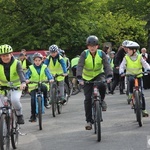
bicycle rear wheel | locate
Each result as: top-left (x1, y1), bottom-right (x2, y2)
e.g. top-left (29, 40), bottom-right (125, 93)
top-left (134, 90), bottom-right (142, 127)
top-left (64, 82), bottom-right (69, 105)
top-left (0, 114), bottom-right (10, 150)
top-left (51, 85), bottom-right (57, 117)
top-left (96, 101), bottom-right (101, 142)
top-left (37, 97), bottom-right (42, 130)
top-left (11, 110), bottom-right (19, 149)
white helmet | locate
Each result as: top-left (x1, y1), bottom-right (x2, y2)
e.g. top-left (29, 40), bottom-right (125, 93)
top-left (125, 41), bottom-right (140, 49)
top-left (122, 40), bottom-right (131, 47)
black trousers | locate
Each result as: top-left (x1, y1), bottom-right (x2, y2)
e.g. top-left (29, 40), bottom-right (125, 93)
top-left (83, 75), bottom-right (106, 122)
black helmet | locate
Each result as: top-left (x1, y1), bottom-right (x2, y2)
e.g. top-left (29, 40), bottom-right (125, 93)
top-left (86, 35), bottom-right (99, 46)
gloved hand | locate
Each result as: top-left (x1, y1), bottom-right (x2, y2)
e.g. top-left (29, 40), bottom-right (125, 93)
top-left (20, 83), bottom-right (26, 90)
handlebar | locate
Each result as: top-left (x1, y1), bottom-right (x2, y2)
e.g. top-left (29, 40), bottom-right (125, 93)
top-left (84, 80), bottom-right (106, 84)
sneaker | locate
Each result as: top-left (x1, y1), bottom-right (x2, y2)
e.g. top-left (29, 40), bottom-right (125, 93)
top-left (29, 115), bottom-right (37, 122)
top-left (44, 102), bottom-right (51, 109)
top-left (17, 115), bottom-right (25, 124)
top-left (85, 122), bottom-right (92, 130)
top-left (101, 100), bottom-right (107, 111)
top-left (59, 97), bottom-right (66, 104)
top-left (142, 110), bottom-right (149, 117)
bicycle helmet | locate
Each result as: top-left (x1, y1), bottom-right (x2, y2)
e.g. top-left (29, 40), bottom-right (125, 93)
top-left (122, 40), bottom-right (130, 47)
top-left (125, 41), bottom-right (140, 49)
top-left (32, 52), bottom-right (43, 60)
top-left (86, 35), bottom-right (99, 46)
top-left (0, 44), bottom-right (13, 55)
top-left (49, 44), bottom-right (59, 53)
top-left (110, 51), bottom-right (115, 54)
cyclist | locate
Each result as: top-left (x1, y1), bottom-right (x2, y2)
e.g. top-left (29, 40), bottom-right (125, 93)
top-left (0, 44), bottom-right (26, 124)
top-left (71, 55), bottom-right (80, 89)
top-left (119, 41), bottom-right (150, 117)
top-left (25, 53), bottom-right (54, 122)
top-left (18, 52), bottom-right (32, 72)
top-left (76, 35), bottom-right (113, 130)
top-left (44, 44), bottom-right (68, 104)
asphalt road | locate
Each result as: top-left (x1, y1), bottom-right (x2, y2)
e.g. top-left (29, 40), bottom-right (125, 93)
top-left (16, 89), bottom-right (150, 150)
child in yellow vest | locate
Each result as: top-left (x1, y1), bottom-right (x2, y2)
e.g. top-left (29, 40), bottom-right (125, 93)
top-left (119, 41), bottom-right (150, 117)
top-left (26, 53), bottom-right (54, 122)
top-left (0, 44), bottom-right (26, 124)
top-left (44, 44), bottom-right (68, 104)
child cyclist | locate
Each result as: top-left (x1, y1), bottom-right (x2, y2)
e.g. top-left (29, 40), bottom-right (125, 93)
top-left (44, 44), bottom-right (68, 104)
top-left (0, 44), bottom-right (26, 124)
top-left (25, 53), bottom-right (54, 122)
top-left (119, 41), bottom-right (150, 117)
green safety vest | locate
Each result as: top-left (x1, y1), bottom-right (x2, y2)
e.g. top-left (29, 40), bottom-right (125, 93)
top-left (110, 59), bottom-right (114, 69)
top-left (48, 55), bottom-right (64, 81)
top-left (20, 59), bottom-right (27, 72)
top-left (125, 54), bottom-right (143, 77)
top-left (82, 50), bottom-right (104, 81)
top-left (28, 64), bottom-right (49, 92)
top-left (71, 57), bottom-right (79, 68)
top-left (0, 59), bottom-right (21, 87)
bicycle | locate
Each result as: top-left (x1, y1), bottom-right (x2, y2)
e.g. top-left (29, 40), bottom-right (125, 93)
top-left (29, 81), bottom-right (50, 130)
top-left (0, 83), bottom-right (20, 150)
top-left (50, 74), bottom-right (68, 117)
top-left (85, 80), bottom-right (105, 142)
top-left (126, 72), bottom-right (147, 127)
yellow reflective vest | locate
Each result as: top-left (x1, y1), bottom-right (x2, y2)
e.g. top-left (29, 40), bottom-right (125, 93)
top-left (125, 54), bottom-right (143, 77)
top-left (82, 50), bottom-right (104, 80)
top-left (28, 64), bottom-right (49, 92)
top-left (0, 59), bottom-right (20, 87)
top-left (47, 55), bottom-right (64, 81)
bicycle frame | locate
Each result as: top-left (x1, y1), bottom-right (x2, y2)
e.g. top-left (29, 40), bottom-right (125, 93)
top-left (35, 83), bottom-right (45, 114)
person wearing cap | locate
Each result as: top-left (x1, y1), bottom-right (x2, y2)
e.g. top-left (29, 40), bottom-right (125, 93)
top-left (0, 44), bottom-right (26, 124)
top-left (110, 40), bottom-right (130, 95)
top-left (19, 52), bottom-right (32, 72)
top-left (21, 49), bottom-right (32, 63)
top-left (25, 52), bottom-right (54, 122)
top-left (44, 44), bottom-right (68, 104)
top-left (119, 41), bottom-right (150, 117)
top-left (76, 35), bottom-right (113, 130)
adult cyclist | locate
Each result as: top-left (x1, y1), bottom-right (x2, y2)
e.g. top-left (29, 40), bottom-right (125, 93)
top-left (76, 35), bottom-right (113, 130)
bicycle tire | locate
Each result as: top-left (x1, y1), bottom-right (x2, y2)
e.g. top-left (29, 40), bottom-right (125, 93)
top-left (93, 104), bottom-right (96, 134)
top-left (51, 85), bottom-right (57, 117)
top-left (0, 114), bottom-right (10, 150)
top-left (134, 90), bottom-right (142, 127)
top-left (37, 96), bottom-right (42, 130)
top-left (64, 83), bottom-right (69, 105)
top-left (96, 101), bottom-right (101, 142)
top-left (68, 79), bottom-right (73, 96)
top-left (57, 99), bottom-right (62, 114)
top-left (11, 110), bottom-right (19, 149)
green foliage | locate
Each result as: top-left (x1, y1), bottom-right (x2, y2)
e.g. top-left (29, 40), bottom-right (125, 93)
top-left (0, 0), bottom-right (149, 56)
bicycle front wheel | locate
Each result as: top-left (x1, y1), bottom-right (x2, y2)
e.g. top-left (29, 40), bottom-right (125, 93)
top-left (96, 101), bottom-right (101, 142)
top-left (0, 114), bottom-right (10, 150)
top-left (11, 110), bottom-right (19, 149)
top-left (37, 97), bottom-right (42, 130)
top-left (134, 90), bottom-right (142, 127)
